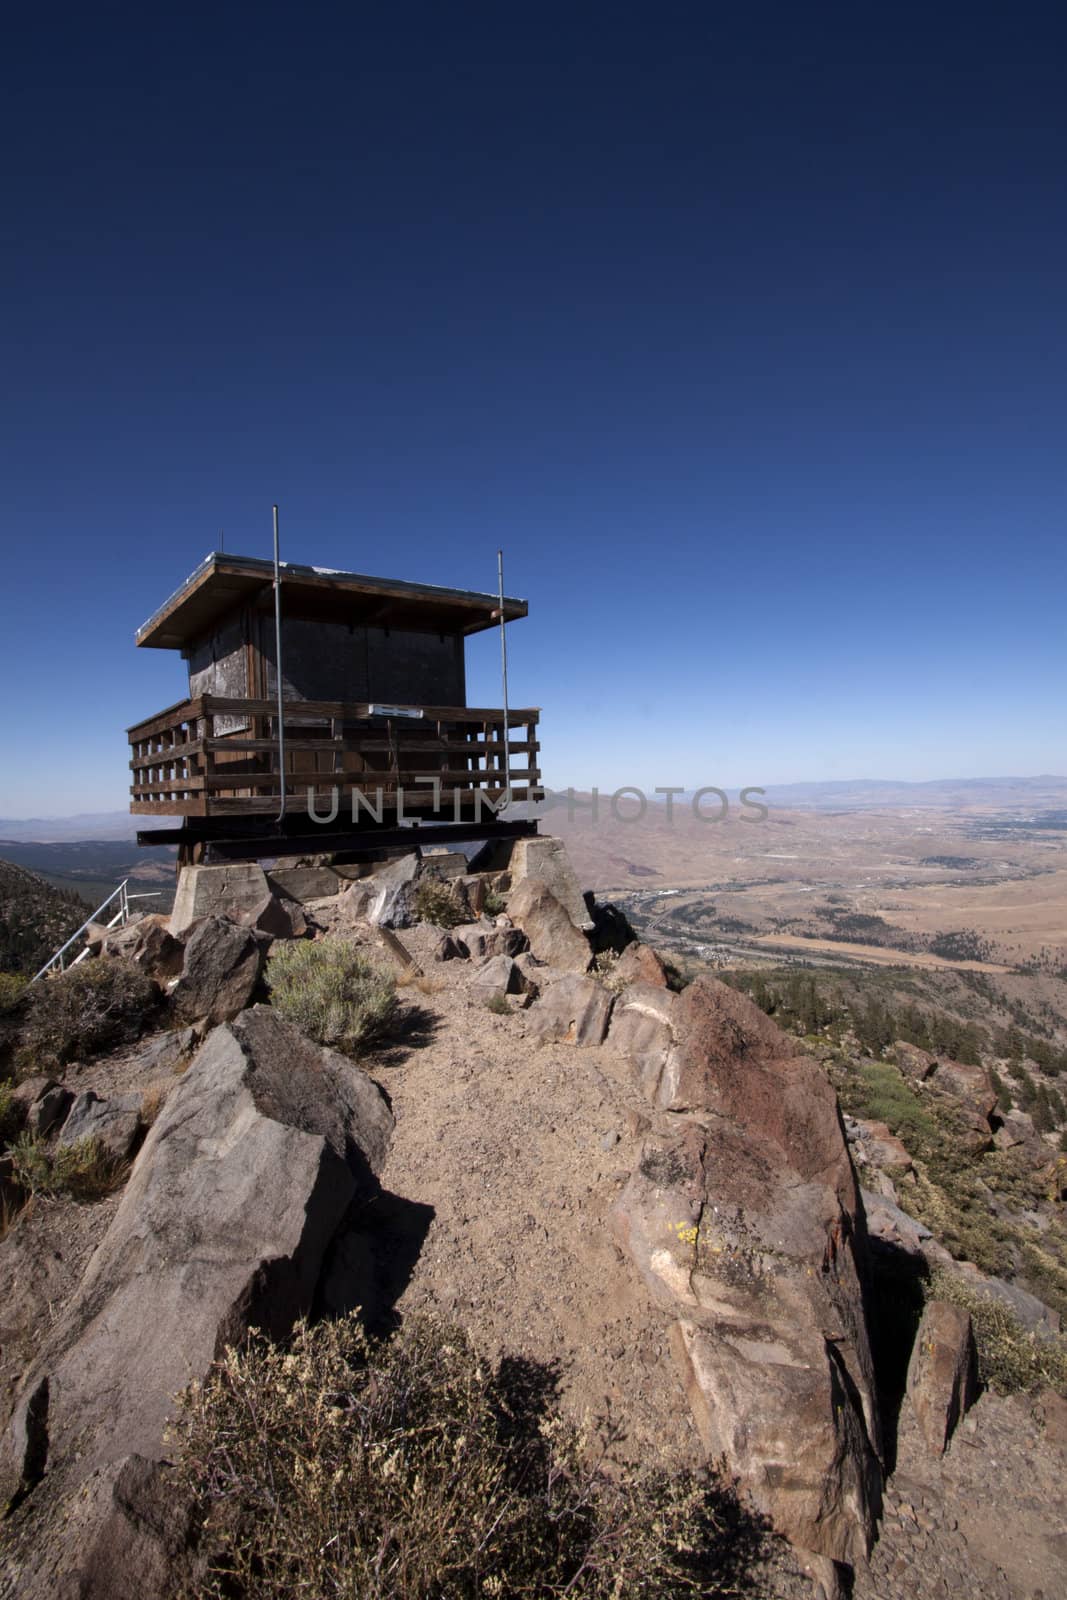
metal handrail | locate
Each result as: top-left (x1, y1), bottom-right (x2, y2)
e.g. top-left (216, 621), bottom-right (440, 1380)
top-left (31, 880), bottom-right (161, 982)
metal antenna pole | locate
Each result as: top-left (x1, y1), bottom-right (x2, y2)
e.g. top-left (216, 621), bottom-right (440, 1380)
top-left (497, 549), bottom-right (511, 806)
top-left (273, 505), bottom-right (287, 822)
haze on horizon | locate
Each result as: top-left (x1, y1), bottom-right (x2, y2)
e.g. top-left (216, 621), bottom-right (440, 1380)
top-left (1, 5), bottom-right (1065, 815)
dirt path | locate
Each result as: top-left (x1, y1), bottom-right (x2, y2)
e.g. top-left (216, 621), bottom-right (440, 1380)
top-left (361, 927), bottom-right (1066, 1599)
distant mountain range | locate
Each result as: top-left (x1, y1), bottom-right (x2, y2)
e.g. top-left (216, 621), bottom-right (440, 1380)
top-left (3, 775), bottom-right (1066, 848)
top-left (760, 775), bottom-right (1067, 811)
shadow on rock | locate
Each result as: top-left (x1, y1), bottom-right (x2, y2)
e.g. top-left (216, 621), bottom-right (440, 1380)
top-left (318, 1187), bottom-right (435, 1333)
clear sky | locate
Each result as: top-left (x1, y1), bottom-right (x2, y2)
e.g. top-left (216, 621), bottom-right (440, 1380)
top-left (1, 2), bottom-right (1065, 815)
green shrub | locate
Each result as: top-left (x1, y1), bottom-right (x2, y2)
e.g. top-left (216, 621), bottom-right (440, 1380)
top-left (0, 972), bottom-right (27, 1015)
top-left (412, 879), bottom-right (465, 929)
top-left (7, 1132), bottom-right (128, 1202)
top-left (927, 1267), bottom-right (1067, 1395)
top-left (15, 959), bottom-right (157, 1073)
top-left (485, 993), bottom-right (511, 1015)
top-left (0, 1080), bottom-right (19, 1146)
top-left (171, 1313), bottom-right (768, 1600)
top-left (268, 941), bottom-right (398, 1056)
top-left (482, 887), bottom-right (507, 917)
top-left (840, 1060), bottom-right (939, 1146)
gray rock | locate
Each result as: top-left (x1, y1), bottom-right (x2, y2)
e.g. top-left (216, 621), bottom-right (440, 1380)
top-left (368, 879), bottom-right (416, 929)
top-left (906, 1300), bottom-right (977, 1455)
top-left (0, 1006), bottom-right (394, 1510)
top-left (169, 863), bottom-right (272, 936)
top-left (607, 983), bottom-right (679, 1101)
top-left (453, 921), bottom-right (528, 961)
top-left (862, 1189), bottom-right (934, 1256)
top-left (27, 1084), bottom-right (74, 1137)
top-left (528, 975), bottom-right (615, 1046)
top-left (126, 1026), bottom-right (202, 1075)
top-left (266, 864), bottom-right (342, 903)
top-left (508, 836), bottom-right (594, 929)
top-left (470, 954), bottom-right (524, 999)
top-left (369, 852), bottom-right (420, 888)
top-left (101, 916), bottom-right (185, 982)
top-left (433, 932), bottom-right (465, 962)
top-left (58, 1091), bottom-right (143, 1162)
top-left (419, 851), bottom-right (468, 881)
top-left (954, 1264), bottom-right (1061, 1335)
top-left (169, 916), bottom-right (267, 1025)
top-left (237, 892), bottom-right (307, 939)
top-left (507, 879), bottom-right (591, 973)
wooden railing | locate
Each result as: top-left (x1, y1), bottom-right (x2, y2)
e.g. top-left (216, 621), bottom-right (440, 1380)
top-left (128, 696), bottom-right (541, 819)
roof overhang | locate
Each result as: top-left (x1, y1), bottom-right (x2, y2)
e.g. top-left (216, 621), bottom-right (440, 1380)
top-left (136, 553), bottom-right (529, 649)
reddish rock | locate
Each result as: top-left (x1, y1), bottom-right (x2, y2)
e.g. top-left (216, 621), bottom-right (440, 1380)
top-left (906, 1299), bottom-right (977, 1455)
top-left (611, 977), bottom-right (882, 1571)
top-left (854, 1118), bottom-right (913, 1173)
top-left (507, 879), bottom-right (591, 973)
top-left (613, 942), bottom-right (669, 988)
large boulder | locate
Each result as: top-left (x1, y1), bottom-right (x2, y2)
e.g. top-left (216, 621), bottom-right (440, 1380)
top-left (469, 954), bottom-right (525, 1001)
top-left (613, 941), bottom-right (669, 988)
top-left (265, 864), bottom-right (341, 903)
top-left (528, 974), bottom-right (614, 1046)
top-left (237, 891), bottom-right (307, 939)
top-left (507, 879), bottom-right (591, 973)
top-left (905, 1299), bottom-right (977, 1455)
top-left (507, 836), bottom-right (593, 929)
top-left (452, 921), bottom-right (528, 962)
top-left (169, 863), bottom-right (272, 937)
top-left (57, 1091), bottom-right (143, 1162)
top-left (611, 976), bottom-right (882, 1574)
top-left (169, 916), bottom-right (266, 1025)
top-left (0, 1007), bottom-right (394, 1515)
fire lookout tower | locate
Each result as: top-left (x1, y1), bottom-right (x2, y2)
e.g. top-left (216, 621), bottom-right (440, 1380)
top-left (128, 549), bottom-right (541, 864)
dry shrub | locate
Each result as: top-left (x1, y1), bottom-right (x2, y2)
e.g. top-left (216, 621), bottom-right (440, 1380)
top-left (0, 972), bottom-right (28, 1015)
top-left (485, 993), bottom-right (511, 1015)
top-left (268, 941), bottom-right (398, 1056)
top-left (172, 1314), bottom-right (766, 1600)
top-left (141, 1081), bottom-right (170, 1125)
top-left (395, 971), bottom-right (445, 997)
top-left (7, 1132), bottom-right (128, 1202)
top-left (412, 879), bottom-right (466, 929)
top-left (0, 1080), bottom-right (18, 1146)
top-left (14, 959), bottom-right (158, 1073)
top-left (927, 1267), bottom-right (1067, 1395)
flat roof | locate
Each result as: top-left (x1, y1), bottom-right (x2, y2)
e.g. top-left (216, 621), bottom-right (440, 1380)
top-left (136, 553), bottom-right (529, 649)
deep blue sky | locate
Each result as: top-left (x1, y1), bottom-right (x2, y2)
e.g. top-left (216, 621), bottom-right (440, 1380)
top-left (2, 2), bottom-right (1065, 814)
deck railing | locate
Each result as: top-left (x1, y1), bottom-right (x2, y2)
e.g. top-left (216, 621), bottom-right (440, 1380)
top-left (128, 696), bottom-right (541, 818)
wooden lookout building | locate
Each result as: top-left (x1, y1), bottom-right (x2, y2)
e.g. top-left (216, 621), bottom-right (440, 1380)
top-left (128, 552), bottom-right (541, 861)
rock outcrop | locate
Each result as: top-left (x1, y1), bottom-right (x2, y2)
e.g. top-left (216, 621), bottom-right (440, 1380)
top-left (57, 1090), bottom-right (143, 1161)
top-left (528, 974), bottom-right (614, 1045)
top-left (507, 879), bottom-right (591, 972)
top-left (905, 1299), bottom-right (977, 1455)
top-left (0, 1006), bottom-right (394, 1515)
top-left (169, 915), bottom-right (266, 1025)
top-left (610, 975), bottom-right (882, 1575)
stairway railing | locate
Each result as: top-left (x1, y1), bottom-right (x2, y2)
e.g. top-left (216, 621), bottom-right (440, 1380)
top-left (31, 880), bottom-right (161, 982)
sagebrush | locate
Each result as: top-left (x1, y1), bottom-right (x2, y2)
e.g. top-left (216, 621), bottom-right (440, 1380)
top-left (412, 879), bottom-right (466, 929)
top-left (927, 1267), bottom-right (1067, 1395)
top-left (268, 941), bottom-right (398, 1055)
top-left (14, 958), bottom-right (157, 1073)
top-left (7, 1132), bottom-right (128, 1202)
top-left (172, 1313), bottom-right (767, 1600)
